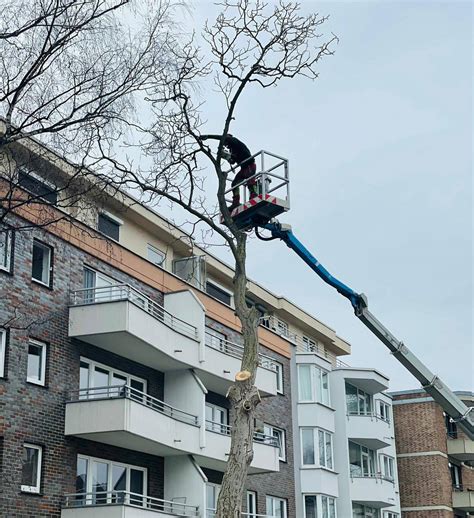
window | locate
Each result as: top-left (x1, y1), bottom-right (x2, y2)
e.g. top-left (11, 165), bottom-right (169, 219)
top-left (79, 358), bottom-right (147, 399)
top-left (304, 495), bottom-right (317, 518)
top-left (352, 504), bottom-right (380, 518)
top-left (0, 329), bottom-right (6, 378)
top-left (380, 455), bottom-right (395, 481)
top-left (321, 495), bottom-right (336, 518)
top-left (21, 444), bottom-right (42, 493)
top-left (297, 364), bottom-right (330, 405)
top-left (266, 495), bottom-right (287, 518)
top-left (147, 244), bottom-right (165, 266)
top-left (301, 428), bottom-right (333, 469)
top-left (27, 339), bottom-right (46, 386)
top-left (346, 383), bottom-right (372, 416)
top-left (274, 362), bottom-right (284, 394)
top-left (206, 483), bottom-right (220, 517)
top-left (264, 424), bottom-right (286, 462)
top-left (173, 255), bottom-right (206, 290)
top-left (206, 402), bottom-right (228, 434)
top-left (349, 441), bottom-right (376, 477)
top-left (76, 454), bottom-right (146, 505)
top-left (32, 240), bottom-right (52, 286)
top-left (205, 326), bottom-right (228, 352)
top-left (18, 169), bottom-right (57, 204)
top-left (450, 462), bottom-right (462, 490)
top-left (0, 227), bottom-right (12, 272)
top-left (378, 401), bottom-right (390, 422)
top-left (82, 267), bottom-right (121, 303)
top-left (302, 335), bottom-right (317, 352)
top-left (384, 513), bottom-right (398, 518)
top-left (206, 280), bottom-right (232, 306)
top-left (98, 213), bottom-right (121, 241)
top-left (247, 491), bottom-right (257, 518)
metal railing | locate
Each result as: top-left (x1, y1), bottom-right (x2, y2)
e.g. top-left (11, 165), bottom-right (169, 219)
top-left (223, 150), bottom-right (289, 206)
top-left (205, 332), bottom-right (279, 373)
top-left (63, 490), bottom-right (199, 516)
top-left (68, 385), bottom-right (199, 426)
top-left (205, 419), bottom-right (279, 448)
top-left (260, 315), bottom-right (350, 368)
top-left (70, 284), bottom-right (198, 340)
top-left (350, 472), bottom-right (395, 484)
top-left (207, 509), bottom-right (272, 517)
top-left (347, 410), bottom-right (391, 423)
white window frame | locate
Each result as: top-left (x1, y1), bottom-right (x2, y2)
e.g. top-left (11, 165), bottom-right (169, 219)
top-left (379, 454), bottom-right (395, 481)
top-left (77, 454), bottom-right (147, 499)
top-left (297, 364), bottom-right (330, 406)
top-left (384, 512), bottom-right (398, 518)
top-left (79, 357), bottom-right (147, 397)
top-left (21, 443), bottom-right (42, 493)
top-left (302, 335), bottom-right (317, 352)
top-left (0, 328), bottom-right (6, 378)
top-left (301, 428), bottom-right (334, 470)
top-left (97, 211), bottom-right (122, 242)
top-left (246, 490), bottom-right (257, 518)
top-left (27, 339), bottom-right (47, 386)
top-left (147, 243), bottom-right (165, 266)
top-left (274, 361), bottom-right (284, 394)
top-left (206, 482), bottom-right (220, 516)
top-left (346, 382), bottom-right (373, 416)
top-left (264, 424), bottom-right (286, 462)
top-left (303, 494), bottom-right (317, 518)
top-left (377, 400), bottom-right (391, 422)
top-left (206, 278), bottom-right (233, 307)
top-left (266, 495), bottom-right (287, 518)
top-left (205, 402), bottom-right (229, 433)
top-left (321, 495), bottom-right (337, 518)
top-left (0, 227), bottom-right (12, 272)
top-left (31, 239), bottom-right (52, 287)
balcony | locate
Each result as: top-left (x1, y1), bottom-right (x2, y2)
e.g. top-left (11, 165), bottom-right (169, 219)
top-left (350, 475), bottom-right (397, 508)
top-left (346, 413), bottom-right (392, 450)
top-left (447, 436), bottom-right (474, 461)
top-left (69, 286), bottom-right (277, 395)
top-left (452, 487), bottom-right (474, 512)
top-left (65, 386), bottom-right (279, 474)
top-left (62, 491), bottom-right (199, 517)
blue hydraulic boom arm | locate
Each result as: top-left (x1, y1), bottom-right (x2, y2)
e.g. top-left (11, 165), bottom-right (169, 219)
top-left (262, 221), bottom-right (474, 440)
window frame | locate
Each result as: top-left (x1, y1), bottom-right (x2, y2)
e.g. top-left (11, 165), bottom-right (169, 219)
top-left (297, 364), bottom-right (330, 406)
top-left (301, 428), bottom-right (334, 470)
top-left (27, 339), bottom-right (47, 386)
top-left (0, 328), bottom-right (6, 378)
top-left (377, 400), bottom-right (391, 422)
top-left (264, 424), bottom-right (286, 462)
top-left (146, 243), bottom-right (165, 266)
top-left (17, 168), bottom-right (58, 204)
top-left (384, 512), bottom-right (398, 518)
top-left (246, 490), bottom-right (257, 518)
top-left (266, 495), bottom-right (287, 518)
top-left (31, 239), bottom-right (53, 287)
top-left (274, 361), bottom-right (284, 394)
top-left (206, 279), bottom-right (233, 307)
top-left (0, 227), bottom-right (13, 273)
top-left (346, 382), bottom-right (373, 416)
top-left (21, 443), bottom-right (43, 494)
top-left (379, 454), bottom-right (395, 481)
top-left (76, 453), bottom-right (147, 499)
top-left (97, 212), bottom-right (122, 242)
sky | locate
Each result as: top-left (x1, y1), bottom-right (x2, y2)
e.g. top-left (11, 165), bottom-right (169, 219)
top-left (181, 1), bottom-right (473, 392)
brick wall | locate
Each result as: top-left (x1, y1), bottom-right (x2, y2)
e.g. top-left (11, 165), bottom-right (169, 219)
top-left (0, 219), bottom-right (166, 517)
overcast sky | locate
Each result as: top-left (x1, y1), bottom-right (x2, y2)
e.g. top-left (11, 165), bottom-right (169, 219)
top-left (185, 1), bottom-right (473, 392)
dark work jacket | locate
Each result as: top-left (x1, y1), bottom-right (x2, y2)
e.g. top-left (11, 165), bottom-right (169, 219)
top-left (224, 136), bottom-right (255, 166)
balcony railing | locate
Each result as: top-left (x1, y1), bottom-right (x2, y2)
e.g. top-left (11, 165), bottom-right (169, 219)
top-left (68, 385), bottom-right (199, 426)
top-left (347, 410), bottom-right (390, 423)
top-left (63, 490), bottom-right (199, 516)
top-left (350, 473), bottom-right (395, 484)
top-left (260, 315), bottom-right (350, 368)
top-left (205, 419), bottom-right (279, 448)
top-left (70, 284), bottom-right (198, 340)
top-left (207, 509), bottom-right (272, 517)
top-left (205, 332), bottom-right (279, 373)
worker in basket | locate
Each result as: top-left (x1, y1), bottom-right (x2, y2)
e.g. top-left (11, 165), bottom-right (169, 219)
top-left (200, 134), bottom-right (258, 212)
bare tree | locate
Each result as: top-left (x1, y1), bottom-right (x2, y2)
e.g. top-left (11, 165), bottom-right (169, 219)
top-left (104, 1), bottom-right (338, 515)
top-left (0, 0), bottom-right (187, 231)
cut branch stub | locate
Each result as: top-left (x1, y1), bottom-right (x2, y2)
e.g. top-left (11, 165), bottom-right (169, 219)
top-left (235, 370), bottom-right (251, 382)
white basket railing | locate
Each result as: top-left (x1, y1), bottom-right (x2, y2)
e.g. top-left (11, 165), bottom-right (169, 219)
top-left (68, 385), bottom-right (199, 426)
top-left (205, 419), bottom-right (279, 448)
top-left (208, 509), bottom-right (273, 517)
top-left (205, 332), bottom-right (279, 373)
top-left (70, 284), bottom-right (198, 340)
top-left (63, 490), bottom-right (200, 516)
top-left (347, 410), bottom-right (390, 423)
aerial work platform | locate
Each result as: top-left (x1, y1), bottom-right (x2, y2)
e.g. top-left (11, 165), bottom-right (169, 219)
top-left (221, 150), bottom-right (290, 231)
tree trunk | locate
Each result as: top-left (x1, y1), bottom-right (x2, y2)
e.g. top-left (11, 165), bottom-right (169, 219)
top-left (215, 234), bottom-right (261, 517)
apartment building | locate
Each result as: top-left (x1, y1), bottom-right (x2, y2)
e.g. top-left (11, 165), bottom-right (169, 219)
top-left (291, 339), bottom-right (401, 518)
top-left (0, 136), bottom-right (356, 518)
top-left (391, 389), bottom-right (474, 518)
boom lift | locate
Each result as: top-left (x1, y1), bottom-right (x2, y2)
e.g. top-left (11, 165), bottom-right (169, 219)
top-left (225, 151), bottom-right (474, 439)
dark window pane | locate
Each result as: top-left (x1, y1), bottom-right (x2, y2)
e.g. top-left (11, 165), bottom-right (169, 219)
top-left (206, 282), bottom-right (231, 306)
top-left (27, 343), bottom-right (43, 382)
top-left (98, 214), bottom-right (120, 241)
top-left (304, 495), bottom-right (317, 518)
top-left (92, 461), bottom-right (108, 504)
top-left (76, 457), bottom-right (88, 494)
top-left (32, 241), bottom-right (50, 284)
top-left (22, 446), bottom-right (39, 487)
top-left (18, 171), bottom-right (58, 204)
top-left (130, 469), bottom-right (144, 505)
